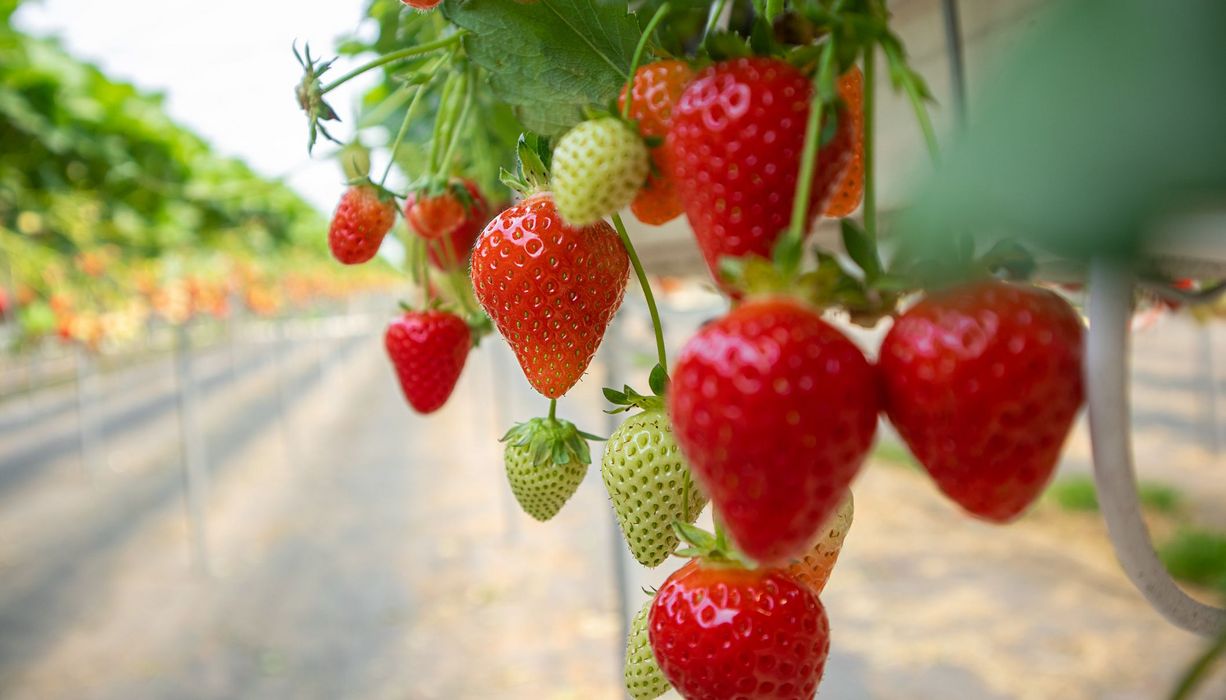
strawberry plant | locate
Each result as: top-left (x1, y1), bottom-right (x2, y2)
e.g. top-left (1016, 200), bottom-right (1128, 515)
top-left (287, 0), bottom-right (1226, 695)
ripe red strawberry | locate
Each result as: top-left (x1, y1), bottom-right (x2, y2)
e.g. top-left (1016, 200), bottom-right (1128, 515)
top-left (879, 280), bottom-right (1085, 521)
top-left (384, 309), bottom-right (472, 414)
top-left (328, 184), bottom-right (397, 265)
top-left (649, 560), bottom-right (830, 700)
top-left (407, 180), bottom-right (491, 270)
top-left (406, 184), bottom-right (466, 240)
top-left (401, 0), bottom-right (442, 9)
top-left (470, 192), bottom-right (629, 398)
top-left (824, 66), bottom-right (864, 218)
top-left (669, 298), bottom-right (879, 565)
top-left (619, 60), bottom-right (695, 226)
top-left (666, 57), bottom-right (853, 284)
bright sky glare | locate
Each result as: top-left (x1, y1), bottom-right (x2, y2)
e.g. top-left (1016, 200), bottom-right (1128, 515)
top-left (14, 0), bottom-right (386, 213)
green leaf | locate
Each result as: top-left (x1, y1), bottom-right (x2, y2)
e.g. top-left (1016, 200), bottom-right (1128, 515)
top-left (603, 386), bottom-right (628, 404)
top-left (840, 219), bottom-right (881, 280)
top-left (443, 0), bottom-right (640, 136)
top-left (648, 363), bottom-right (668, 396)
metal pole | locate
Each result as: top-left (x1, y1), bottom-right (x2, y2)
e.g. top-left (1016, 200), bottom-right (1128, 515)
top-left (74, 345), bottom-right (102, 479)
top-left (1202, 324), bottom-right (1222, 454)
top-left (487, 344), bottom-right (519, 544)
top-left (604, 310), bottom-right (632, 684)
top-left (174, 323), bottom-right (212, 576)
top-left (940, 0), bottom-right (967, 125)
top-left (275, 317), bottom-right (298, 470)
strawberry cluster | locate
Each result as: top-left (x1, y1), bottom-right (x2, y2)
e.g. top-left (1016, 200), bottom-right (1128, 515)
top-left (306, 4), bottom-right (1091, 699)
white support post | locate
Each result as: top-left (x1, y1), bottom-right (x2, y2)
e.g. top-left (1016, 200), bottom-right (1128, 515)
top-left (74, 345), bottom-right (102, 479)
top-left (174, 323), bottom-right (212, 576)
top-left (1087, 259), bottom-right (1226, 636)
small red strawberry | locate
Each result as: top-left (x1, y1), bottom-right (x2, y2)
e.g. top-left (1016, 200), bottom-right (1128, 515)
top-left (470, 191), bottom-right (629, 399)
top-left (405, 183), bottom-right (467, 240)
top-left (667, 57), bottom-right (853, 284)
top-left (328, 183), bottom-right (397, 265)
top-left (649, 558), bottom-right (830, 700)
top-left (407, 180), bottom-right (492, 270)
top-left (384, 309), bottom-right (472, 414)
top-left (669, 297), bottom-right (878, 565)
top-left (619, 59), bottom-right (695, 226)
top-left (401, 0), bottom-right (442, 9)
top-left (879, 280), bottom-right (1085, 521)
top-left (823, 66), bottom-right (864, 218)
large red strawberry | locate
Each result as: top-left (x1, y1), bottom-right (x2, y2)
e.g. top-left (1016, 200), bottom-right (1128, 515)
top-left (619, 60), bottom-right (695, 226)
top-left (406, 180), bottom-right (492, 270)
top-left (666, 57), bottom-right (853, 284)
top-left (879, 280), bottom-right (1085, 521)
top-left (649, 559), bottom-right (830, 700)
top-left (669, 297), bottom-right (879, 565)
top-left (328, 183), bottom-right (397, 265)
top-left (470, 192), bottom-right (629, 399)
top-left (384, 309), bottom-right (471, 414)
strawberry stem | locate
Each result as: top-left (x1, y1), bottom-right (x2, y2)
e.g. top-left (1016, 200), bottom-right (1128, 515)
top-left (437, 65), bottom-right (476, 177)
top-left (904, 77), bottom-right (941, 164)
top-left (378, 56), bottom-right (448, 188)
top-left (703, 0), bottom-right (729, 41)
top-left (784, 39), bottom-right (837, 255)
top-left (622, 3), bottom-right (671, 121)
top-left (548, 398), bottom-right (557, 422)
top-left (612, 212), bottom-right (668, 372)
top-left (765, 0), bottom-right (783, 21)
top-left (862, 45), bottom-right (877, 240)
top-left (321, 34), bottom-right (465, 94)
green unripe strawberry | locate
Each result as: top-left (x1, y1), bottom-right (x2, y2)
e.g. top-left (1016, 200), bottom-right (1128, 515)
top-left (552, 117), bottom-right (649, 226)
top-left (502, 415), bottom-right (599, 522)
top-left (625, 597), bottom-right (671, 700)
top-left (603, 407), bottom-right (707, 567)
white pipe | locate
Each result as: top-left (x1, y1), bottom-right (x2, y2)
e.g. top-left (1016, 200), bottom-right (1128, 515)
top-left (1087, 259), bottom-right (1226, 637)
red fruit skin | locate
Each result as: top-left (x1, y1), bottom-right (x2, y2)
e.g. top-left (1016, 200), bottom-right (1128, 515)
top-left (384, 310), bottom-right (472, 414)
top-left (649, 561), bottom-right (830, 700)
top-left (406, 180), bottom-right (491, 270)
top-left (619, 60), bottom-right (695, 226)
top-left (401, 0), bottom-right (442, 9)
top-left (406, 189), bottom-right (466, 240)
top-left (879, 280), bottom-right (1085, 522)
top-left (328, 185), bottom-right (396, 265)
top-left (470, 192), bottom-right (629, 399)
top-left (823, 66), bottom-right (864, 218)
top-left (666, 57), bottom-right (853, 284)
top-left (669, 298), bottom-right (879, 565)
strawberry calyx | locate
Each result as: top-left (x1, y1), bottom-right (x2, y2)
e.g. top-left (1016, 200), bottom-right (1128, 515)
top-left (499, 132), bottom-right (552, 196)
top-left (293, 42), bottom-right (341, 153)
top-left (499, 416), bottom-right (604, 469)
top-left (603, 363), bottom-right (668, 415)
top-left (672, 521), bottom-right (753, 569)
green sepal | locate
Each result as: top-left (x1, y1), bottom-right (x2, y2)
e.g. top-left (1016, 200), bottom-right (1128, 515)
top-left (671, 521), bottom-right (753, 568)
top-left (498, 415), bottom-right (598, 468)
top-left (648, 364), bottom-right (669, 397)
top-left (603, 382), bottom-right (664, 414)
top-left (840, 218), bottom-right (882, 282)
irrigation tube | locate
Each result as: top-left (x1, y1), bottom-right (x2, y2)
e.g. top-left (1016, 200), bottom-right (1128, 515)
top-left (1087, 259), bottom-right (1226, 637)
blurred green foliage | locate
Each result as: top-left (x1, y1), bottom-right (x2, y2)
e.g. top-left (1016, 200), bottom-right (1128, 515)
top-left (1160, 528), bottom-right (1226, 595)
top-left (0, 6), bottom-right (392, 347)
top-left (1046, 475), bottom-right (1183, 515)
top-left (897, 0), bottom-right (1226, 267)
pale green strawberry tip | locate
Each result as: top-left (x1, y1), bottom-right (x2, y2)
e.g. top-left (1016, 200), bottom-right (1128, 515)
top-left (625, 598), bottom-right (671, 700)
top-left (552, 117), bottom-right (649, 227)
top-left (602, 409), bottom-right (707, 567)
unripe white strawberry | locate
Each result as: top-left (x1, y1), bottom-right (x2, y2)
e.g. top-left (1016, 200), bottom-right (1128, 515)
top-left (602, 408), bottom-right (707, 567)
top-left (552, 117), bottom-right (649, 226)
top-left (625, 597), bottom-right (671, 700)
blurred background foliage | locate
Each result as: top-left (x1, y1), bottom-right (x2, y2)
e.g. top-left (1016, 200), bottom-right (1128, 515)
top-left (0, 0), bottom-right (397, 350)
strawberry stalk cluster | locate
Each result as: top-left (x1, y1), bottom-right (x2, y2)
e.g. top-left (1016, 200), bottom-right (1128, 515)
top-left (297, 2), bottom-right (1093, 698)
